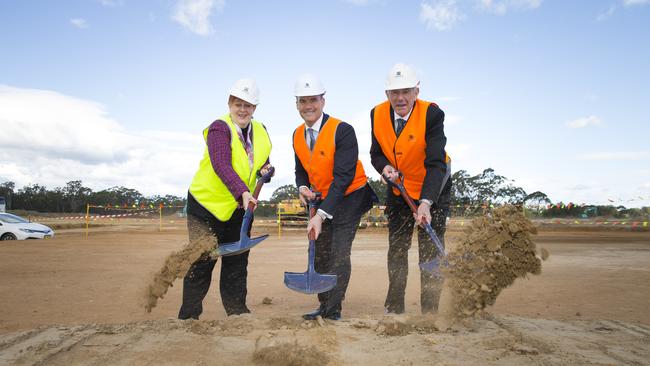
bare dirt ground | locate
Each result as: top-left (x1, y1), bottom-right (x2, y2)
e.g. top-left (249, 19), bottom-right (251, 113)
top-left (1, 219), bottom-right (649, 365)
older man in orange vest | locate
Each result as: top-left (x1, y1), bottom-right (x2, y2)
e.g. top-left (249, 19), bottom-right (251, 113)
top-left (293, 74), bottom-right (375, 321)
top-left (370, 63), bottom-right (452, 315)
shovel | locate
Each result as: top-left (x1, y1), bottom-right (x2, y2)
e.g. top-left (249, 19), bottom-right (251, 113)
top-left (212, 167), bottom-right (275, 257)
top-left (283, 194), bottom-right (338, 294)
top-left (383, 172), bottom-right (446, 275)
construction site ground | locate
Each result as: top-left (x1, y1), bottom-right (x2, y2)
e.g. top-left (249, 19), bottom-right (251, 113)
top-left (0, 219), bottom-right (648, 365)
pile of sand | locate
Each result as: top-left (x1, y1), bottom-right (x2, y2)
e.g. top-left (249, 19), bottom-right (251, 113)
top-left (437, 206), bottom-right (543, 329)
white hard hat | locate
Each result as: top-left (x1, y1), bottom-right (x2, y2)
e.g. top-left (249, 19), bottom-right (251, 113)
top-left (385, 63), bottom-right (419, 91)
top-left (294, 74), bottom-right (326, 97)
top-left (229, 78), bottom-right (260, 105)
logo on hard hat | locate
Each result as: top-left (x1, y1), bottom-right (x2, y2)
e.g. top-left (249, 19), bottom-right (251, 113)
top-left (243, 87), bottom-right (249, 93)
top-left (396, 71), bottom-right (402, 77)
top-left (305, 82), bottom-right (310, 88)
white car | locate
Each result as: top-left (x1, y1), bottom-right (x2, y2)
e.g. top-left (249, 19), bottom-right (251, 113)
top-left (0, 213), bottom-right (54, 240)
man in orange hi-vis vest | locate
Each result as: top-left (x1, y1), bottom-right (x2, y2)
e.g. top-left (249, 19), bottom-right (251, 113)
top-left (292, 74), bottom-right (375, 321)
top-left (370, 63), bottom-right (452, 315)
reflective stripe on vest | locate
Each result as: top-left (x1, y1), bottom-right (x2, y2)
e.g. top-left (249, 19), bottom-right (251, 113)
top-left (293, 116), bottom-right (367, 199)
top-left (373, 99), bottom-right (450, 199)
top-left (189, 115), bottom-right (272, 221)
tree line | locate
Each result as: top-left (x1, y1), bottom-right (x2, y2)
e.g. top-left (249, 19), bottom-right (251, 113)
top-left (0, 180), bottom-right (185, 213)
top-left (2, 168), bottom-right (647, 218)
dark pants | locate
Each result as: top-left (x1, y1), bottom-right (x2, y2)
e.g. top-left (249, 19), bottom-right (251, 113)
top-left (313, 185), bottom-right (373, 314)
top-left (384, 180), bottom-right (451, 314)
top-left (178, 193), bottom-right (251, 319)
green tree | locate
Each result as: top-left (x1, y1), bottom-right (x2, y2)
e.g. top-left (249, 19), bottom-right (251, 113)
top-left (269, 184), bottom-right (299, 203)
top-left (63, 180), bottom-right (92, 212)
top-left (0, 181), bottom-right (15, 210)
top-left (367, 177), bottom-right (386, 204)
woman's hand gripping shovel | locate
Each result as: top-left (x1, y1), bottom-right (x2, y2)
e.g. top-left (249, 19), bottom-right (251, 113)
top-left (211, 166), bottom-right (275, 257)
top-left (283, 193), bottom-right (338, 294)
top-left (383, 172), bottom-right (446, 277)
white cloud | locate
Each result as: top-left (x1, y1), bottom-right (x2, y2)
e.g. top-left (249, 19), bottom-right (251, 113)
top-left (420, 0), bottom-right (464, 31)
top-left (70, 18), bottom-right (88, 29)
top-left (477, 0), bottom-right (542, 15)
top-left (566, 183), bottom-right (595, 191)
top-left (444, 114), bottom-right (462, 125)
top-left (342, 0), bottom-right (370, 5)
top-left (172, 0), bottom-right (225, 36)
top-left (565, 115), bottom-right (601, 129)
top-left (596, 5), bottom-right (616, 21)
top-left (446, 143), bottom-right (471, 162)
top-left (436, 96), bottom-right (461, 103)
top-left (578, 151), bottom-right (650, 161)
top-left (0, 85), bottom-right (202, 197)
top-left (623, 0), bottom-right (650, 6)
top-left (96, 0), bottom-right (123, 6)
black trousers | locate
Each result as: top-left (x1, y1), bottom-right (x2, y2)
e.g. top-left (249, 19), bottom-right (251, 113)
top-left (384, 179), bottom-right (451, 314)
top-left (178, 193), bottom-right (251, 319)
top-left (313, 185), bottom-right (373, 314)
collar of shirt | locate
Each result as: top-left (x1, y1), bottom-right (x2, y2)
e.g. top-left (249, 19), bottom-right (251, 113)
top-left (304, 113), bottom-right (324, 134)
top-left (304, 113), bottom-right (324, 148)
top-left (393, 109), bottom-right (413, 129)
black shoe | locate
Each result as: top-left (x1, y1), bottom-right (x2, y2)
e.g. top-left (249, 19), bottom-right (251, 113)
top-left (302, 306), bottom-right (325, 320)
top-left (323, 309), bottom-right (341, 321)
top-left (227, 307), bottom-right (251, 316)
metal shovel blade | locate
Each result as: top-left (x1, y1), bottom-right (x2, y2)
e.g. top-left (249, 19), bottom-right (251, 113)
top-left (418, 218), bottom-right (447, 275)
top-left (214, 209), bottom-right (268, 257)
top-left (284, 271), bottom-right (337, 294)
top-left (283, 239), bottom-right (337, 294)
top-left (419, 257), bottom-right (443, 279)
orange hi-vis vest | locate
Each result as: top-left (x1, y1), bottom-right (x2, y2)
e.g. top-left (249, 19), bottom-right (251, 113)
top-left (293, 116), bottom-right (368, 199)
top-left (373, 99), bottom-right (450, 199)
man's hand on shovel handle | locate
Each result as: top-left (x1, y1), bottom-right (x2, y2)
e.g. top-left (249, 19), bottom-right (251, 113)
top-left (307, 214), bottom-right (323, 240)
top-left (415, 201), bottom-right (432, 226)
top-left (299, 186), bottom-right (316, 207)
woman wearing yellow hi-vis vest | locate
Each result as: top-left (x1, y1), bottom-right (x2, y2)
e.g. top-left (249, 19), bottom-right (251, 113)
top-left (179, 78), bottom-right (273, 319)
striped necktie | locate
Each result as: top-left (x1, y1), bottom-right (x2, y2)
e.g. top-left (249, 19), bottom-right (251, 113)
top-left (396, 118), bottom-right (406, 137)
top-left (307, 127), bottom-right (316, 151)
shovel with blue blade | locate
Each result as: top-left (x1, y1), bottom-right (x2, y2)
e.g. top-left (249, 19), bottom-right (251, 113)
top-left (383, 172), bottom-right (446, 277)
top-left (212, 167), bottom-right (275, 257)
top-left (284, 194), bottom-right (338, 294)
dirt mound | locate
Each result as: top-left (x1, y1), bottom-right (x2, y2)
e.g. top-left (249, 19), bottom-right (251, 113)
top-left (2, 315), bottom-right (649, 366)
top-left (437, 206), bottom-right (543, 329)
top-left (253, 341), bottom-right (330, 366)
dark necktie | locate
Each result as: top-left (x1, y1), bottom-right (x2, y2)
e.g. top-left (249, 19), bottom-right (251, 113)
top-left (307, 128), bottom-right (316, 151)
top-left (396, 118), bottom-right (406, 137)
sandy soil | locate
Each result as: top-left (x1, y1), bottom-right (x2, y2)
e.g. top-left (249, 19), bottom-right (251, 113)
top-left (1, 219), bottom-right (649, 365)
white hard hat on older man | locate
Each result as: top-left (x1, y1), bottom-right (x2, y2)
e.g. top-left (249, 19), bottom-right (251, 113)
top-left (385, 63), bottom-right (419, 91)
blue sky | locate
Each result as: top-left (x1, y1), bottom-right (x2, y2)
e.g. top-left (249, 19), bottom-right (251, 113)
top-left (1, 0), bottom-right (649, 207)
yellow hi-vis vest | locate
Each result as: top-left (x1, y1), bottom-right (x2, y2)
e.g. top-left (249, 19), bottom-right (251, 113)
top-left (189, 115), bottom-right (272, 221)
